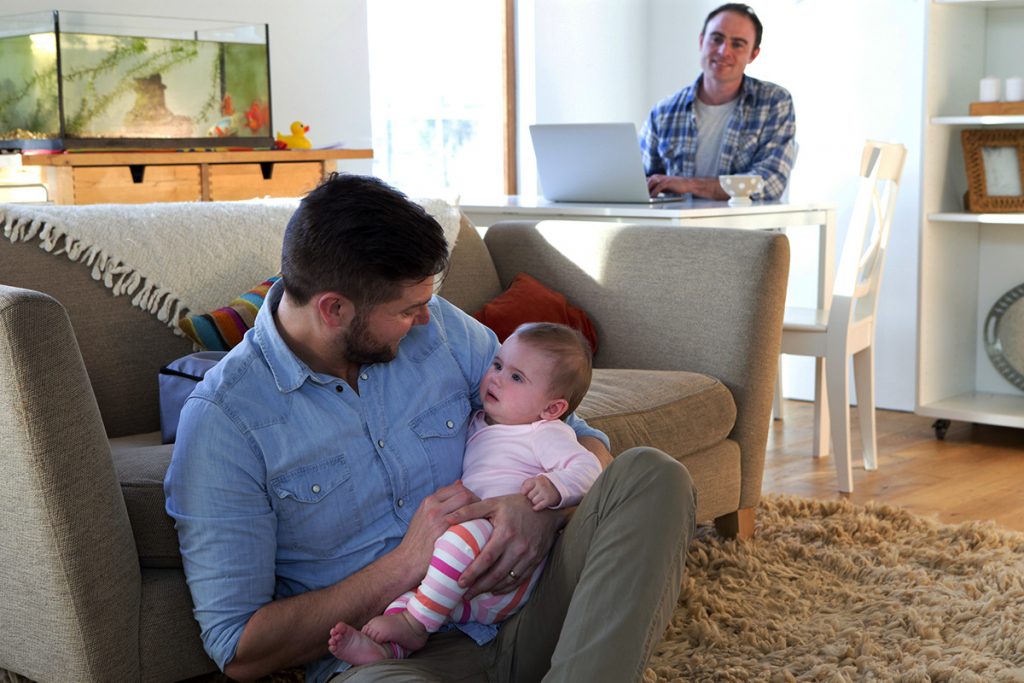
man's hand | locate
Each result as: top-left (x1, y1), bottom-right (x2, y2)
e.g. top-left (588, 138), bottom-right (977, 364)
top-left (225, 480), bottom-right (479, 682)
top-left (647, 174), bottom-right (729, 200)
top-left (521, 475), bottom-right (561, 510)
top-left (395, 480), bottom-right (479, 575)
top-left (445, 493), bottom-right (564, 598)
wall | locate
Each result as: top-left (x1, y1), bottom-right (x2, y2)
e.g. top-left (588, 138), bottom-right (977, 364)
top-left (517, 0), bottom-right (649, 192)
top-left (0, 0), bottom-right (373, 174)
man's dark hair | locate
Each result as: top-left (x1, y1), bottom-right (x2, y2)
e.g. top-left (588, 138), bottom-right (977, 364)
top-left (703, 3), bottom-right (763, 50)
top-left (280, 173), bottom-right (450, 307)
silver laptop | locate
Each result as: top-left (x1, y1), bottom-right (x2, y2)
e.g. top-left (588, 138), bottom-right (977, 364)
top-left (530, 122), bottom-right (682, 203)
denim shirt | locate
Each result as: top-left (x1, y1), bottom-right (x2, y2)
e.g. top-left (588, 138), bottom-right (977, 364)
top-left (640, 74), bottom-right (797, 200)
top-left (164, 281), bottom-right (608, 682)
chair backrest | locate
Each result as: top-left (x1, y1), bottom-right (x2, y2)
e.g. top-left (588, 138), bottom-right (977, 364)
top-left (829, 140), bottom-right (907, 330)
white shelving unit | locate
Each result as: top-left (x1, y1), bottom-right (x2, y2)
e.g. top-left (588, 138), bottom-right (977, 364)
top-left (918, 0), bottom-right (1024, 435)
top-left (931, 115), bottom-right (1024, 125)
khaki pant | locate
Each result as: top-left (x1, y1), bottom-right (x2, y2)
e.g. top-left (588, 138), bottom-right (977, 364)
top-left (334, 447), bottom-right (697, 683)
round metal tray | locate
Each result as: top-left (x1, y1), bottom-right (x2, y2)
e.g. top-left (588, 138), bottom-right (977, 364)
top-left (984, 282), bottom-right (1024, 392)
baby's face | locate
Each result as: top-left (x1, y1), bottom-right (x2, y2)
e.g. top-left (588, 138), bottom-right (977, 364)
top-left (480, 336), bottom-right (559, 426)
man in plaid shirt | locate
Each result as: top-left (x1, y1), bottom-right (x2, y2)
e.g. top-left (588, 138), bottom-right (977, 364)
top-left (641, 3), bottom-right (795, 201)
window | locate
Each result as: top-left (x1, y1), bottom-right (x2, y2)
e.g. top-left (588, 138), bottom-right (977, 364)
top-left (366, 0), bottom-right (514, 197)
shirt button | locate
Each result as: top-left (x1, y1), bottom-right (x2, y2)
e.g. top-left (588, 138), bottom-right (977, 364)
top-left (377, 439), bottom-right (385, 448)
top-left (311, 484), bottom-right (321, 494)
top-left (360, 372), bottom-right (369, 381)
top-left (335, 385), bottom-right (343, 393)
top-left (446, 420), bottom-right (454, 429)
top-left (397, 498), bottom-right (405, 507)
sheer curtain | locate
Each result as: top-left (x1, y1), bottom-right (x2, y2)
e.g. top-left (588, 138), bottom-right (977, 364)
top-left (366, 0), bottom-right (506, 198)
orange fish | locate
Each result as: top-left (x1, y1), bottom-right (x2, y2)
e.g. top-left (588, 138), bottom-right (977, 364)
top-left (222, 94), bottom-right (234, 116)
top-left (245, 101), bottom-right (270, 133)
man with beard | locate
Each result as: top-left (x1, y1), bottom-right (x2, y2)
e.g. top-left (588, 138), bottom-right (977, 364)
top-left (165, 173), bottom-right (696, 683)
top-left (641, 3), bottom-right (796, 201)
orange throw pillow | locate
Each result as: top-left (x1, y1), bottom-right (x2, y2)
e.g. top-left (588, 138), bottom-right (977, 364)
top-left (472, 272), bottom-right (598, 353)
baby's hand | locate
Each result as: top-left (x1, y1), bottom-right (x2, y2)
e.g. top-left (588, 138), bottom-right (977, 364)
top-left (521, 476), bottom-right (561, 510)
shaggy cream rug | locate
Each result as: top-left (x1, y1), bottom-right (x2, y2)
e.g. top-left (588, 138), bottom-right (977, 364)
top-left (4, 495), bottom-right (1021, 682)
top-left (647, 495), bottom-right (1024, 682)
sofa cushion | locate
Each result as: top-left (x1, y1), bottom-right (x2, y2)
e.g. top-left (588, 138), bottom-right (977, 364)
top-left (676, 440), bottom-right (741, 523)
top-left (578, 368), bottom-right (736, 459)
top-left (110, 434), bottom-right (180, 568)
top-left (472, 272), bottom-right (599, 353)
top-left (0, 238), bottom-right (196, 438)
top-left (178, 275), bottom-right (281, 351)
top-left (437, 216), bottom-right (503, 313)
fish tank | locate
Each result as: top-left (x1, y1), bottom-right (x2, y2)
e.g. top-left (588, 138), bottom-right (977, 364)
top-left (0, 10), bottom-right (273, 150)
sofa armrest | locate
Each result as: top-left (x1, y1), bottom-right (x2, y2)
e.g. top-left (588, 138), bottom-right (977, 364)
top-left (0, 285), bottom-right (142, 681)
top-left (482, 220), bottom-right (789, 510)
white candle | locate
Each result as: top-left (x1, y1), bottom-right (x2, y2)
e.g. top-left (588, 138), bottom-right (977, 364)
top-left (1006, 77), bottom-right (1024, 102)
top-left (980, 76), bottom-right (1001, 102)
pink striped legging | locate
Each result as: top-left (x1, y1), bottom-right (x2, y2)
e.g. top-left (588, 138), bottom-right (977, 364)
top-left (383, 518), bottom-right (544, 658)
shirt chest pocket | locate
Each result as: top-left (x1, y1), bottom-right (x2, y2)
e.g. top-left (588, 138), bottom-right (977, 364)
top-left (409, 392), bottom-right (471, 485)
top-left (410, 396), bottom-right (469, 436)
top-left (271, 454), bottom-right (360, 557)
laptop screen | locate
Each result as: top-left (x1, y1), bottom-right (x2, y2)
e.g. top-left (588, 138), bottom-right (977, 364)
top-left (530, 122), bottom-right (677, 203)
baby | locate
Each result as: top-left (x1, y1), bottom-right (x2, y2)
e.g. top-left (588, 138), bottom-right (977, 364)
top-left (328, 321), bottom-right (602, 665)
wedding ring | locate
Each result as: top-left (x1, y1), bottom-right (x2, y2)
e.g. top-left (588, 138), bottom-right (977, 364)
top-left (508, 569), bottom-right (517, 579)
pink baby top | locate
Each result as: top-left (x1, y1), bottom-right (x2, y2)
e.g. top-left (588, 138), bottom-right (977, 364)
top-left (461, 410), bottom-right (602, 509)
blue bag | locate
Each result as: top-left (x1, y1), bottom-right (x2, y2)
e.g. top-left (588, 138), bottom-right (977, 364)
top-left (158, 351), bottom-right (226, 444)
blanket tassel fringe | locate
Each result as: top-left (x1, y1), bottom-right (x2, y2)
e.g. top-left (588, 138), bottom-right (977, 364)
top-left (3, 214), bottom-right (188, 332)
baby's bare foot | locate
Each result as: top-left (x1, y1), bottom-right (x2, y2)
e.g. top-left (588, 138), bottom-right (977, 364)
top-left (328, 622), bottom-right (390, 665)
top-left (362, 612), bottom-right (429, 652)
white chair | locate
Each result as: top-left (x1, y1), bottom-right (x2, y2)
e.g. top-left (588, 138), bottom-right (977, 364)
top-left (773, 140), bottom-right (907, 493)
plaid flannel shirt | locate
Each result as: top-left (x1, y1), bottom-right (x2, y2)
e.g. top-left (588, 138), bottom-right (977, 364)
top-left (640, 74), bottom-right (796, 200)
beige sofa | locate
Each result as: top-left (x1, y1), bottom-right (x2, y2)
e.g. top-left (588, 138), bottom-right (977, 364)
top-left (0, 202), bottom-right (788, 682)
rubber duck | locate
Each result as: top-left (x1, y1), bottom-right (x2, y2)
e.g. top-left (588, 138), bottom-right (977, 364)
top-left (275, 121), bottom-right (312, 149)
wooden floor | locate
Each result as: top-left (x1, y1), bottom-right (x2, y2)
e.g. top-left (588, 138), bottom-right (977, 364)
top-left (764, 400), bottom-right (1024, 532)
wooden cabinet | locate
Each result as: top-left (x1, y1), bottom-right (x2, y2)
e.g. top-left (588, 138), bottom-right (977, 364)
top-left (918, 0), bottom-right (1024, 433)
top-left (207, 162), bottom-right (324, 201)
top-left (71, 165), bottom-right (203, 204)
top-left (18, 149), bottom-right (372, 205)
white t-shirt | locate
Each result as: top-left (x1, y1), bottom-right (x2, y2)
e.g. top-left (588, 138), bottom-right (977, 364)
top-left (694, 96), bottom-right (739, 178)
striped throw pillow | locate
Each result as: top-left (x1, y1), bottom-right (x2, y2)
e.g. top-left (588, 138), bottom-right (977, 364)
top-left (178, 275), bottom-right (281, 351)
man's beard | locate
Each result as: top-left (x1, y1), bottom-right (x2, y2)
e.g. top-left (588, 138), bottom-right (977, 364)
top-left (341, 306), bottom-right (398, 365)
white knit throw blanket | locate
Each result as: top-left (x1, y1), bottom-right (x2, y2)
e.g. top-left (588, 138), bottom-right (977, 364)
top-left (0, 197), bottom-right (462, 331)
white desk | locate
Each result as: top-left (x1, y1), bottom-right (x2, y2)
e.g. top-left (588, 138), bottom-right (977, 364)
top-left (461, 196), bottom-right (836, 310)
